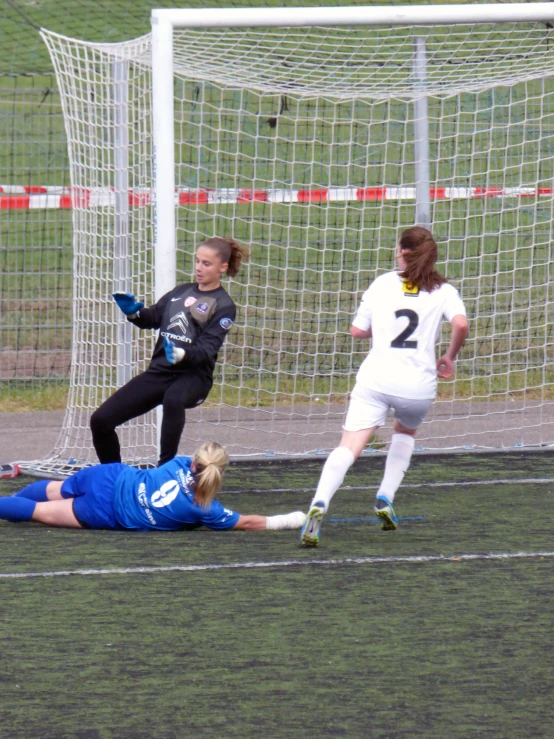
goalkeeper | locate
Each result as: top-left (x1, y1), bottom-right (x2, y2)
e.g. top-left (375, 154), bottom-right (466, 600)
top-left (91, 237), bottom-right (249, 466)
top-left (0, 442), bottom-right (306, 533)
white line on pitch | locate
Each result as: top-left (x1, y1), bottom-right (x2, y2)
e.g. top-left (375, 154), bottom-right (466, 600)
top-left (1, 550), bottom-right (553, 580)
top-left (222, 477), bottom-right (554, 495)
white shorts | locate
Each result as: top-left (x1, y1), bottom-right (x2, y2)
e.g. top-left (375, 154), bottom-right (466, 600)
top-left (343, 384), bottom-right (433, 432)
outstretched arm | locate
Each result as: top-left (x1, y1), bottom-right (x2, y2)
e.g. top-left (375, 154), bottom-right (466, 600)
top-left (233, 515), bottom-right (267, 530)
top-left (122, 289), bottom-right (176, 330)
top-left (233, 511), bottom-right (306, 531)
top-left (437, 314), bottom-right (469, 379)
top-left (112, 292), bottom-right (144, 319)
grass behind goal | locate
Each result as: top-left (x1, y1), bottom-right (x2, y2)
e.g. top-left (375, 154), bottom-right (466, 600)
top-left (4, 191), bottom-right (554, 411)
top-left (4, 24), bottom-right (554, 410)
top-left (1, 451), bottom-right (553, 737)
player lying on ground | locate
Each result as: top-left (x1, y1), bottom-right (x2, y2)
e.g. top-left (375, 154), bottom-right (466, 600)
top-left (301, 226), bottom-right (469, 547)
top-left (0, 442), bottom-right (306, 533)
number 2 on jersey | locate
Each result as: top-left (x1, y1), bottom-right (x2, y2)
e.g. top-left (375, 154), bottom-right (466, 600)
top-left (391, 309), bottom-right (418, 349)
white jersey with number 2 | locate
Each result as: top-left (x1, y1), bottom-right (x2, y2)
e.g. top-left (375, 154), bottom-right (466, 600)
top-left (352, 271), bottom-right (467, 400)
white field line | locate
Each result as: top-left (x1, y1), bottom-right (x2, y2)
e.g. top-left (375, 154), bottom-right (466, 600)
top-left (222, 477), bottom-right (554, 495)
top-left (1, 550), bottom-right (553, 580)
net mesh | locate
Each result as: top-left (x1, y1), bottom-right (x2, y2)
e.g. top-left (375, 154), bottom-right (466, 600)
top-left (169, 24), bottom-right (554, 98)
top-left (36, 31), bottom-right (157, 471)
top-left (0, 81), bottom-right (72, 390)
top-left (30, 17), bottom-right (554, 472)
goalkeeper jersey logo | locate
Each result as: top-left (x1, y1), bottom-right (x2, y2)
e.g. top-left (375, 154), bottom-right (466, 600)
top-left (167, 311), bottom-right (189, 335)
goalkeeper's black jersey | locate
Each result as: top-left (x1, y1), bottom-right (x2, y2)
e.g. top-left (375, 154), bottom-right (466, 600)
top-left (129, 282), bottom-right (236, 377)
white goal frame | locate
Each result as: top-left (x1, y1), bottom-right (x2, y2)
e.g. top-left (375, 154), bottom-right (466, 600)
top-left (151, 2), bottom-right (554, 303)
top-left (28, 4), bottom-right (554, 475)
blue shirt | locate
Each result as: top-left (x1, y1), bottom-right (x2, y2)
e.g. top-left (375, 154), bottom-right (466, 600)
top-left (113, 456), bottom-right (240, 531)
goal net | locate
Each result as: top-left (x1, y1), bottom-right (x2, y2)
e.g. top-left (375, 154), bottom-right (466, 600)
top-left (34, 7), bottom-right (554, 473)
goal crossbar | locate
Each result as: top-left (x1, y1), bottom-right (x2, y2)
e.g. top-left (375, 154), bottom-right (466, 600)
top-left (152, 2), bottom-right (554, 302)
top-left (152, 4), bottom-right (554, 29)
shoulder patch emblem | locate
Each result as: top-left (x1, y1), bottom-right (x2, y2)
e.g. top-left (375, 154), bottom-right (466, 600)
top-left (219, 317), bottom-right (234, 330)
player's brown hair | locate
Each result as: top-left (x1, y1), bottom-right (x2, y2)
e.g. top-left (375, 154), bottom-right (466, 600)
top-left (193, 441), bottom-right (229, 508)
top-left (398, 226), bottom-right (447, 292)
top-left (201, 237), bottom-right (250, 278)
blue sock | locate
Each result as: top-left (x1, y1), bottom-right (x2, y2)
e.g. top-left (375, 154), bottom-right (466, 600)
top-left (0, 497), bottom-right (36, 522)
top-left (14, 480), bottom-right (50, 502)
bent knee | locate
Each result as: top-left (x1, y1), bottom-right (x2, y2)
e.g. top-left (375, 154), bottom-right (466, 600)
top-left (90, 408), bottom-right (114, 432)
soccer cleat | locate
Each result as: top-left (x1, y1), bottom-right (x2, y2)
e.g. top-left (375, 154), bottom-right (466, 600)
top-left (374, 495), bottom-right (398, 531)
top-left (300, 501), bottom-right (325, 547)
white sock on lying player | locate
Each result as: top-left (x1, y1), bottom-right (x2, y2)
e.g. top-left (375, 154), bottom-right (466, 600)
top-left (266, 511), bottom-right (307, 530)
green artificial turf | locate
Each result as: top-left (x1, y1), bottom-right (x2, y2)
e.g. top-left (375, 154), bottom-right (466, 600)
top-left (1, 452), bottom-right (553, 737)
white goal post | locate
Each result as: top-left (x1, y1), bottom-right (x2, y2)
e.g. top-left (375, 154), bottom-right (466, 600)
top-left (31, 4), bottom-right (554, 474)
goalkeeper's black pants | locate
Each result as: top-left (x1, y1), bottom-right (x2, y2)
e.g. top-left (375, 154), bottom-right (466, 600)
top-left (90, 368), bottom-right (212, 466)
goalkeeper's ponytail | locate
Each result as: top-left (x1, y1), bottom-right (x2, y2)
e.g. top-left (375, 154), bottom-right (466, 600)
top-left (192, 441), bottom-right (229, 508)
top-left (398, 226), bottom-right (447, 293)
top-left (201, 237), bottom-right (250, 278)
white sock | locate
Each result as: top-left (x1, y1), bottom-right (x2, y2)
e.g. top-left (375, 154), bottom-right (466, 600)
top-left (376, 433), bottom-right (415, 504)
top-left (311, 446), bottom-right (355, 512)
top-left (266, 511), bottom-right (307, 530)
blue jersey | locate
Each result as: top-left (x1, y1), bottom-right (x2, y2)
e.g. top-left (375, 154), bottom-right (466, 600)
top-left (112, 456), bottom-right (239, 531)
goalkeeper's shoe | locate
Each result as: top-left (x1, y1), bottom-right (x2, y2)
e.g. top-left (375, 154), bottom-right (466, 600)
top-left (300, 501), bottom-right (325, 547)
top-left (374, 495), bottom-right (398, 531)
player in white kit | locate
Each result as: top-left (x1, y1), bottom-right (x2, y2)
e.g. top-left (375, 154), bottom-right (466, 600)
top-left (301, 226), bottom-right (469, 547)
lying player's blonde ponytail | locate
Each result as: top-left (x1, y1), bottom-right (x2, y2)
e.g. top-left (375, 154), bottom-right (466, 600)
top-left (193, 441), bottom-right (230, 507)
top-left (201, 237), bottom-right (250, 278)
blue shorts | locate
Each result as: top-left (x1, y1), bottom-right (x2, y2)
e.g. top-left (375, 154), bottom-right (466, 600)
top-left (61, 463), bottom-right (127, 530)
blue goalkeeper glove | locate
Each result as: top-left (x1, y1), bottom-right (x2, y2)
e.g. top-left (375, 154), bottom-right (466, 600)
top-left (163, 336), bottom-right (186, 365)
top-left (112, 292), bottom-right (144, 317)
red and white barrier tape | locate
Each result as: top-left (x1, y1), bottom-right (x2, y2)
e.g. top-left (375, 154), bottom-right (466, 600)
top-left (0, 185), bottom-right (551, 209)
